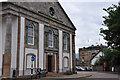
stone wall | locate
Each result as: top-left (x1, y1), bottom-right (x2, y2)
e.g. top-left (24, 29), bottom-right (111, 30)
top-left (93, 66), bottom-right (103, 71)
top-left (93, 65), bottom-right (120, 72)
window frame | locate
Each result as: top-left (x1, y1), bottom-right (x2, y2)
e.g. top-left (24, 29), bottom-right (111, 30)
top-left (26, 54), bottom-right (36, 69)
top-left (27, 23), bottom-right (35, 45)
top-left (81, 57), bottom-right (85, 62)
top-left (63, 35), bottom-right (67, 50)
top-left (48, 30), bottom-right (53, 47)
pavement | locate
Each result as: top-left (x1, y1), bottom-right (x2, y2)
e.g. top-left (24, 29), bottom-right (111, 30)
top-left (1, 71), bottom-right (119, 80)
top-left (40, 71), bottom-right (120, 80)
top-left (40, 71), bottom-right (92, 80)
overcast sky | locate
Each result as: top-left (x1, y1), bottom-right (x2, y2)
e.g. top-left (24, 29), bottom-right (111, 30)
top-left (59, 1), bottom-right (119, 53)
top-left (0, 0), bottom-right (119, 53)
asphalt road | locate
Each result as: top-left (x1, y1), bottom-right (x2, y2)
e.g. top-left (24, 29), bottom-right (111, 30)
top-left (41, 71), bottom-right (120, 80)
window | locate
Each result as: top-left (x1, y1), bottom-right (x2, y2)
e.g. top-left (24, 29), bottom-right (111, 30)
top-left (27, 23), bottom-right (34, 45)
top-left (48, 30), bottom-right (53, 47)
top-left (26, 55), bottom-right (35, 68)
top-left (64, 57), bottom-right (68, 68)
top-left (81, 57), bottom-right (84, 62)
top-left (92, 53), bottom-right (96, 56)
top-left (82, 53), bottom-right (84, 55)
top-left (63, 35), bottom-right (67, 50)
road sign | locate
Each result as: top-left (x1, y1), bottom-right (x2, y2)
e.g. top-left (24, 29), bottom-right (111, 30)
top-left (31, 56), bottom-right (35, 62)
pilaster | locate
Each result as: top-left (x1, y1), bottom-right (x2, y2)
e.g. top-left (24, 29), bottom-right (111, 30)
top-left (39, 24), bottom-right (44, 69)
top-left (59, 30), bottom-right (63, 72)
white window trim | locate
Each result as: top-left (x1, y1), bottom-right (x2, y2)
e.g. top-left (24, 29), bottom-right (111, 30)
top-left (27, 24), bottom-right (34, 45)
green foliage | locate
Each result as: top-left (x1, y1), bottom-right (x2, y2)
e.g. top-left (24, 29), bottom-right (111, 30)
top-left (95, 48), bottom-right (120, 66)
top-left (100, 2), bottom-right (120, 49)
top-left (98, 2), bottom-right (120, 66)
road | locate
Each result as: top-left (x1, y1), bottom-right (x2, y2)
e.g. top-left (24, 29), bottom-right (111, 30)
top-left (78, 71), bottom-right (119, 80)
top-left (41, 71), bottom-right (120, 80)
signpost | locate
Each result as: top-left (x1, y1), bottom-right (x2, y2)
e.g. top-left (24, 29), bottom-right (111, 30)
top-left (31, 56), bottom-right (35, 75)
top-left (31, 56), bottom-right (35, 62)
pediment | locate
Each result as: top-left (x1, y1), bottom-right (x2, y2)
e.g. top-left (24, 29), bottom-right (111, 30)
top-left (12, 2), bottom-right (76, 30)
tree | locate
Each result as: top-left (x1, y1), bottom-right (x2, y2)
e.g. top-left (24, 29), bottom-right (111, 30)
top-left (98, 2), bottom-right (120, 66)
top-left (95, 48), bottom-right (120, 66)
top-left (100, 2), bottom-right (120, 49)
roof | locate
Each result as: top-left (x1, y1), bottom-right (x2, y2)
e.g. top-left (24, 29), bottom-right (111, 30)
top-left (90, 50), bottom-right (103, 62)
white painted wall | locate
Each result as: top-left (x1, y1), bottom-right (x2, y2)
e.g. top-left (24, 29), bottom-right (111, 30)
top-left (0, 15), bottom-right (3, 77)
top-left (39, 24), bottom-right (44, 69)
top-left (63, 53), bottom-right (69, 58)
top-left (0, 16), bottom-right (7, 76)
top-left (2, 17), bottom-right (6, 55)
top-left (59, 30), bottom-right (63, 72)
top-left (70, 34), bottom-right (72, 71)
top-left (19, 17), bottom-right (25, 76)
top-left (10, 16), bottom-right (18, 77)
top-left (91, 51), bottom-right (103, 65)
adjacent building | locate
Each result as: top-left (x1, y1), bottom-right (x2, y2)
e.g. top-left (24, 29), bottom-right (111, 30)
top-left (0, 2), bottom-right (76, 77)
top-left (79, 45), bottom-right (104, 67)
top-left (90, 51), bottom-right (104, 66)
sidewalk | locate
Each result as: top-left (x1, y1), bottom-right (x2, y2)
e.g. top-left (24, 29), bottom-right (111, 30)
top-left (40, 71), bottom-right (92, 79)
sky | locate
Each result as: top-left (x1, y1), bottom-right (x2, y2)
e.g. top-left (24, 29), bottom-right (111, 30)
top-left (59, 1), bottom-right (119, 53)
top-left (0, 0), bottom-right (119, 54)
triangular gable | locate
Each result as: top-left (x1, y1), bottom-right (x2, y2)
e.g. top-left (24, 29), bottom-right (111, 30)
top-left (11, 2), bottom-right (76, 30)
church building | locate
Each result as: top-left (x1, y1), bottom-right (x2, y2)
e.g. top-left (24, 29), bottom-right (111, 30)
top-left (0, 1), bottom-right (76, 77)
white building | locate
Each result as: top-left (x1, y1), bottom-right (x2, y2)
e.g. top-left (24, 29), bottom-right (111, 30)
top-left (0, 2), bottom-right (76, 78)
top-left (91, 51), bottom-right (104, 65)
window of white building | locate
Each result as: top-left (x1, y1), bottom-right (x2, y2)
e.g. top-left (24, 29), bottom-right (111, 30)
top-left (63, 35), bottom-right (67, 50)
top-left (27, 23), bottom-right (34, 45)
top-left (26, 55), bottom-right (35, 68)
top-left (64, 57), bottom-right (68, 68)
top-left (48, 30), bottom-right (53, 47)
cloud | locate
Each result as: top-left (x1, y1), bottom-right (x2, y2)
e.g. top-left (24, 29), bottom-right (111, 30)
top-left (60, 2), bottom-right (118, 53)
top-left (59, 0), bottom-right (119, 2)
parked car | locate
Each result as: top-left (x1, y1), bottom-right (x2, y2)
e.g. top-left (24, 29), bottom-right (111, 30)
top-left (81, 66), bottom-right (87, 71)
top-left (76, 66), bottom-right (85, 71)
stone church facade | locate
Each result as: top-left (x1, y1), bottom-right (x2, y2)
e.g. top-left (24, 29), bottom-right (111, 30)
top-left (0, 2), bottom-right (76, 77)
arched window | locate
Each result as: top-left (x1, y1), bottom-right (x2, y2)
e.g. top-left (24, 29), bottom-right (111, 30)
top-left (63, 35), bottom-right (67, 50)
top-left (26, 54), bottom-right (36, 68)
top-left (64, 57), bottom-right (68, 68)
top-left (27, 23), bottom-right (34, 45)
top-left (48, 30), bottom-right (53, 47)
